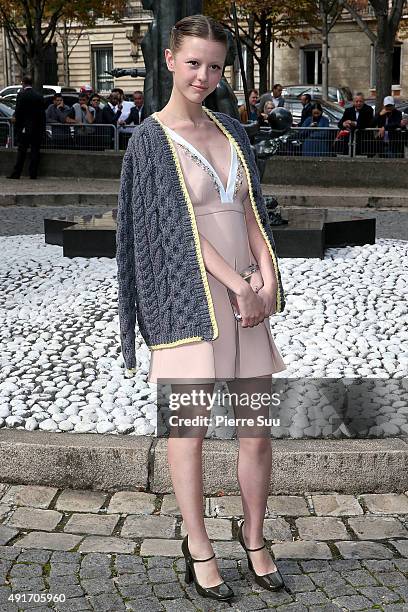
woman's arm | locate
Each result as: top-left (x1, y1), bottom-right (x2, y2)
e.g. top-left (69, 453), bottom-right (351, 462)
top-left (198, 232), bottom-right (248, 297)
top-left (243, 194), bottom-right (277, 291)
top-left (198, 231), bottom-right (267, 327)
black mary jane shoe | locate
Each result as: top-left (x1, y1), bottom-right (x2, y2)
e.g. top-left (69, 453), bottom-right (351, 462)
top-left (182, 535), bottom-right (234, 601)
top-left (238, 520), bottom-right (285, 591)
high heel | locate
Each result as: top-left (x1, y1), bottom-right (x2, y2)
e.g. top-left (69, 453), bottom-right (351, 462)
top-left (181, 534), bottom-right (234, 601)
top-left (238, 520), bottom-right (285, 591)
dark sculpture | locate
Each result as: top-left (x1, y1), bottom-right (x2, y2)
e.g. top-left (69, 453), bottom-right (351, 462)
top-left (201, 30), bottom-right (240, 121)
top-left (140, 0), bottom-right (203, 115)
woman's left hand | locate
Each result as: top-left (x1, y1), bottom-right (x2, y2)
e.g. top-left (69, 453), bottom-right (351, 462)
top-left (257, 284), bottom-right (277, 317)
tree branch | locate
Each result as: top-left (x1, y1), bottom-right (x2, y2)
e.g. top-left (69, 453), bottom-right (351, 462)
top-left (20, 0), bottom-right (33, 39)
top-left (4, 27), bottom-right (26, 69)
top-left (339, 0), bottom-right (377, 43)
top-left (390, 0), bottom-right (406, 34)
top-left (41, 3), bottom-right (65, 42)
top-left (0, 7), bottom-right (28, 47)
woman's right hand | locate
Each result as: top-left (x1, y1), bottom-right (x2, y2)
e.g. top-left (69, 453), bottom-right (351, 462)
top-left (235, 284), bottom-right (266, 327)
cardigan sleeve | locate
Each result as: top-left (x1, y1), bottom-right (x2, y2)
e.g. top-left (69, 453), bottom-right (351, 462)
top-left (116, 139), bottom-right (138, 373)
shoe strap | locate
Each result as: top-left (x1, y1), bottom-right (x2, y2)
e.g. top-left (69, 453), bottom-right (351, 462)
top-left (191, 552), bottom-right (215, 563)
top-left (241, 524), bottom-right (266, 552)
top-left (246, 544), bottom-right (266, 552)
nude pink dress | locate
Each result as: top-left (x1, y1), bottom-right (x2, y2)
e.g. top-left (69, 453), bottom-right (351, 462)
top-left (148, 123), bottom-right (286, 383)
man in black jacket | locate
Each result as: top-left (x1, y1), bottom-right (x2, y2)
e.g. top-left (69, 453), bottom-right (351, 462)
top-left (7, 76), bottom-right (46, 179)
top-left (101, 92), bottom-right (122, 125)
top-left (124, 91), bottom-right (146, 126)
top-left (298, 94), bottom-right (313, 126)
top-left (337, 93), bottom-right (373, 156)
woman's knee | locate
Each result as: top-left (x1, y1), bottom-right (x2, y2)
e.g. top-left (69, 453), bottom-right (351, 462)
top-left (168, 434), bottom-right (206, 453)
top-left (238, 436), bottom-right (271, 454)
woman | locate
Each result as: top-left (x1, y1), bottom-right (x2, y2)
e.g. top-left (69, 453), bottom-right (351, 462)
top-left (299, 101), bottom-right (332, 157)
top-left (258, 99), bottom-right (275, 127)
top-left (116, 14), bottom-right (287, 602)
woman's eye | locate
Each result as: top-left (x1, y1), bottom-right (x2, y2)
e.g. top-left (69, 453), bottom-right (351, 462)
top-left (187, 61), bottom-right (220, 70)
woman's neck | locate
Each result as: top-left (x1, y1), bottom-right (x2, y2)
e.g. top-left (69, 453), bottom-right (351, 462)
top-left (159, 89), bottom-right (208, 127)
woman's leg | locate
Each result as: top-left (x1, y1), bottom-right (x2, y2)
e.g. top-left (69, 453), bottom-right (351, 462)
top-left (167, 381), bottom-right (224, 588)
top-left (227, 375), bottom-right (278, 575)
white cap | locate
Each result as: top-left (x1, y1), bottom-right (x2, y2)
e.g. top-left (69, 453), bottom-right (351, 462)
top-left (383, 95), bottom-right (394, 106)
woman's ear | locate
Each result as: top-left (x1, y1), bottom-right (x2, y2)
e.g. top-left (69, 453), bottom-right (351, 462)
top-left (164, 48), bottom-right (175, 73)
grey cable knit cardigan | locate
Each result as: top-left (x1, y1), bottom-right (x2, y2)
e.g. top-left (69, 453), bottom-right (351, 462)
top-left (116, 106), bottom-right (286, 372)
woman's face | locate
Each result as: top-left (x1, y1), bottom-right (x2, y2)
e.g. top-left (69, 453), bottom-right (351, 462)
top-left (165, 36), bottom-right (226, 102)
top-left (265, 101), bottom-right (273, 113)
top-left (312, 108), bottom-right (322, 119)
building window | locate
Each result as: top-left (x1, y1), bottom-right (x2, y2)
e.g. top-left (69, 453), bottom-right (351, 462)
top-left (233, 46), bottom-right (247, 90)
top-left (92, 46), bottom-right (113, 92)
top-left (301, 47), bottom-right (322, 84)
top-left (392, 44), bottom-right (401, 85)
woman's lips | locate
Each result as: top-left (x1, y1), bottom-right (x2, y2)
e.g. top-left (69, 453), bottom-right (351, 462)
top-left (192, 85), bottom-right (207, 91)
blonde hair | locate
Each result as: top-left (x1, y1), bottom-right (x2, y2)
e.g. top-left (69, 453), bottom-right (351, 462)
top-left (169, 14), bottom-right (228, 56)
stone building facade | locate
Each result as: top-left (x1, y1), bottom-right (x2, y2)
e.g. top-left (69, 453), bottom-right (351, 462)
top-left (272, 13), bottom-right (407, 99)
top-left (0, 3), bottom-right (406, 99)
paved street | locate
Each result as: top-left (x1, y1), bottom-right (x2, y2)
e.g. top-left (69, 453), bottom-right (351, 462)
top-left (0, 484), bottom-right (407, 611)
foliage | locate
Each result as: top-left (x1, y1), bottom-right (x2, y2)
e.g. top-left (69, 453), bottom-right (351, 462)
top-left (0, 0), bottom-right (126, 87)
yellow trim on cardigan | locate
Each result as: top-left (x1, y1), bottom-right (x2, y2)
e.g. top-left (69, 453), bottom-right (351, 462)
top-left (150, 335), bottom-right (203, 350)
top-left (202, 106), bottom-right (282, 314)
top-left (150, 111), bottom-right (219, 347)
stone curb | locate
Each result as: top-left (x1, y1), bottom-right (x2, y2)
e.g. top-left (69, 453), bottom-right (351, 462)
top-left (0, 431), bottom-right (407, 494)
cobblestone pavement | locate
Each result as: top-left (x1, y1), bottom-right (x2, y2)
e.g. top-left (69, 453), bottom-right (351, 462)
top-left (0, 483), bottom-right (407, 611)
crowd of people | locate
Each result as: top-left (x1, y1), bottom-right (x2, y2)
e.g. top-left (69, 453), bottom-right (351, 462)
top-left (5, 75), bottom-right (408, 179)
top-left (44, 86), bottom-right (145, 128)
top-left (240, 85), bottom-right (408, 157)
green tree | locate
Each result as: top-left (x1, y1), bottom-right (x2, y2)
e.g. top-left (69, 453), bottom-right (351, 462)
top-left (340, 0), bottom-right (407, 112)
top-left (0, 0), bottom-right (126, 90)
top-left (205, 0), bottom-right (319, 94)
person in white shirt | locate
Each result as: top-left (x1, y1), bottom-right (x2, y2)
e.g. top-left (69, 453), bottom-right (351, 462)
top-left (112, 87), bottom-right (134, 122)
top-left (119, 91), bottom-right (145, 127)
top-left (257, 84), bottom-right (284, 115)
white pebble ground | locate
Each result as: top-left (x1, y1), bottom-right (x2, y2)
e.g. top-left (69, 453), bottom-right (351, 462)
top-left (1, 235), bottom-right (407, 438)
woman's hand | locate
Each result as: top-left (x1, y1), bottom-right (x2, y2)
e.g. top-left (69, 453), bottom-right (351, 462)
top-left (257, 283), bottom-right (278, 317)
top-left (234, 284), bottom-right (266, 328)
top-left (248, 269), bottom-right (264, 294)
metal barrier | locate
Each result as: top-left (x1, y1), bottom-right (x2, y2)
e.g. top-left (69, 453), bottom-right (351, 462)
top-left (0, 119), bottom-right (13, 148)
top-left (1, 120), bottom-right (407, 159)
top-left (353, 127), bottom-right (408, 158)
top-left (42, 123), bottom-right (117, 151)
top-left (117, 126), bottom-right (137, 150)
top-left (277, 127), bottom-right (345, 158)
